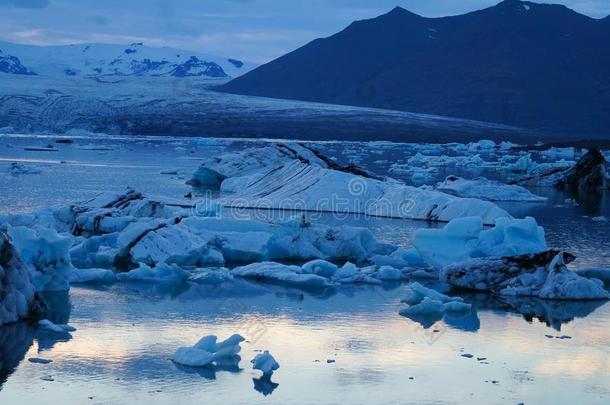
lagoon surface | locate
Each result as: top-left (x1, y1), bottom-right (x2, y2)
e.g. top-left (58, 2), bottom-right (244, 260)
top-left (0, 134), bottom-right (609, 404)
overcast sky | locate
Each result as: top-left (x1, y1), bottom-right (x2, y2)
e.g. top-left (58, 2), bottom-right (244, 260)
top-left (0, 0), bottom-right (608, 63)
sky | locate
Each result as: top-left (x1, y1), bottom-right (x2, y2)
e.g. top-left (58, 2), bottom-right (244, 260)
top-left (0, 0), bottom-right (608, 63)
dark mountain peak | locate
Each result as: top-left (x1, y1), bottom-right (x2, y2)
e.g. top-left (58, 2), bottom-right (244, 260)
top-left (489, 0), bottom-right (589, 19)
top-left (382, 6), bottom-right (422, 19)
top-left (221, 1), bottom-right (610, 136)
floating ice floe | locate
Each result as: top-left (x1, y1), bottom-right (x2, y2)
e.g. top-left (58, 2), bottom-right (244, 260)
top-left (2, 189), bottom-right (387, 282)
top-left (412, 216), bottom-right (547, 269)
top-left (513, 149), bottom-right (606, 190)
top-left (436, 175), bottom-right (547, 202)
top-left (251, 351), bottom-right (279, 376)
top-left (504, 153), bottom-right (536, 173)
top-left (7, 162), bottom-right (42, 175)
top-left (441, 251), bottom-right (609, 300)
top-left (191, 143), bottom-right (509, 225)
top-left (231, 260), bottom-right (399, 287)
top-left (468, 139), bottom-right (496, 151)
top-left (117, 263), bottom-right (189, 283)
top-left (38, 319), bottom-right (76, 334)
top-left (172, 334), bottom-right (245, 367)
top-left (0, 232), bottom-right (45, 326)
top-left (540, 147), bottom-right (576, 160)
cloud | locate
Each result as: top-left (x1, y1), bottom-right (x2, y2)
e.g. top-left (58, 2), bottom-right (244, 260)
top-left (0, 0), bottom-right (49, 8)
top-left (88, 15), bottom-right (110, 26)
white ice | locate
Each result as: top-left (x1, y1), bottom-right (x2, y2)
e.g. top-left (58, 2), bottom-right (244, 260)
top-left (412, 216), bottom-right (547, 269)
top-left (172, 334), bottom-right (245, 367)
top-left (251, 351), bottom-right (280, 376)
top-left (436, 176), bottom-right (547, 202)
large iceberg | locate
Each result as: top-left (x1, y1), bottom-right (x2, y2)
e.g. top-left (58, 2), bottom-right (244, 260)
top-left (3, 190), bottom-right (386, 282)
top-left (441, 251), bottom-right (609, 300)
top-left (0, 233), bottom-right (45, 326)
top-left (412, 216), bottom-right (547, 269)
top-left (7, 226), bottom-right (73, 291)
top-left (191, 144), bottom-right (510, 225)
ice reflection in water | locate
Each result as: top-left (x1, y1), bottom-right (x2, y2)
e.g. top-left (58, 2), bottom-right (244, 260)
top-left (0, 135), bottom-right (609, 403)
top-left (0, 282), bottom-right (608, 403)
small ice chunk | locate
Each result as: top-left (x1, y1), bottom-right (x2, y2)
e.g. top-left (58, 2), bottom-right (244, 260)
top-left (116, 263), bottom-right (189, 284)
top-left (301, 259), bottom-right (338, 278)
top-left (28, 358), bottom-right (53, 364)
top-left (251, 351), bottom-right (280, 376)
top-left (8, 162), bottom-right (42, 175)
top-left (173, 334), bottom-right (245, 367)
top-left (38, 319), bottom-right (76, 334)
top-left (374, 266), bottom-right (403, 281)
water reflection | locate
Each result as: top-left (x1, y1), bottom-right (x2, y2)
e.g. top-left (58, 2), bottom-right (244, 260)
top-left (35, 291), bottom-right (73, 352)
top-left (0, 290), bottom-right (71, 389)
top-left (173, 356), bottom-right (242, 380)
top-left (252, 375), bottom-right (279, 396)
top-left (0, 321), bottom-right (35, 390)
top-left (399, 290), bottom-right (608, 332)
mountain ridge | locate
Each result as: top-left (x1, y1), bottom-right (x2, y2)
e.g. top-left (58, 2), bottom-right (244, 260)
top-left (0, 41), bottom-right (257, 79)
top-left (220, 0), bottom-right (610, 136)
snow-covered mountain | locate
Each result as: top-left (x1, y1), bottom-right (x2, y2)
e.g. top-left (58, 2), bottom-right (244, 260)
top-left (0, 49), bottom-right (35, 75)
top-left (0, 41), bottom-right (256, 79)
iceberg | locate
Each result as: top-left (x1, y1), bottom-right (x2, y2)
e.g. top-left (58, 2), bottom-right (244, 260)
top-left (576, 268), bottom-right (610, 286)
top-left (441, 251), bottom-right (609, 300)
top-left (231, 260), bottom-right (397, 286)
top-left (232, 262), bottom-right (334, 287)
top-left (4, 190), bottom-right (389, 282)
top-left (0, 233), bottom-right (45, 326)
top-left (37, 319), bottom-right (76, 334)
top-left (172, 334), bottom-right (245, 367)
top-left (512, 149), bottom-right (606, 191)
top-left (7, 226), bottom-right (73, 291)
top-left (251, 351), bottom-right (280, 376)
top-left (194, 144), bottom-right (510, 225)
top-left (116, 263), bottom-right (189, 284)
top-left (538, 254), bottom-right (609, 300)
top-left (436, 176), bottom-right (547, 202)
top-left (412, 216), bottom-right (547, 269)
top-left (128, 217), bottom-right (377, 269)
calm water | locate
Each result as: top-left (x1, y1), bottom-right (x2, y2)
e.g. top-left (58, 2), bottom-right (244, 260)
top-left (0, 134), bottom-right (609, 404)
